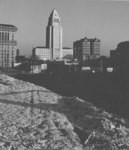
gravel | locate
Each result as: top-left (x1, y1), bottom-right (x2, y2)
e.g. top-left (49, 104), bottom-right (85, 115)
top-left (0, 74), bottom-right (128, 149)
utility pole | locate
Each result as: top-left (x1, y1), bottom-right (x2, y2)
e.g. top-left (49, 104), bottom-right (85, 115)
top-left (30, 91), bottom-right (34, 125)
top-left (37, 90), bottom-right (42, 113)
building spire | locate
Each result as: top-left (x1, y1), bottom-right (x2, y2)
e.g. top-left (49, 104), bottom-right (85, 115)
top-left (48, 9), bottom-right (60, 26)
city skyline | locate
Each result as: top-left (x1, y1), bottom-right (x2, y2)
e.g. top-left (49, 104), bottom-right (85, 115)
top-left (0, 0), bottom-right (129, 56)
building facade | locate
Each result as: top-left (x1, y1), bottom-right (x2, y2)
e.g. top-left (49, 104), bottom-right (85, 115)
top-left (32, 9), bottom-right (73, 61)
top-left (0, 24), bottom-right (17, 68)
top-left (73, 37), bottom-right (100, 62)
top-left (32, 47), bottom-right (50, 60)
top-left (46, 9), bottom-right (63, 60)
top-left (110, 41), bottom-right (129, 71)
top-left (62, 48), bottom-right (73, 60)
top-left (16, 49), bottom-right (20, 57)
top-left (90, 38), bottom-right (100, 59)
top-left (73, 37), bottom-right (90, 61)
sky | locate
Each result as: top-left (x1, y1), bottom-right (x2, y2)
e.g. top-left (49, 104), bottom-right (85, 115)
top-left (0, 0), bottom-right (129, 56)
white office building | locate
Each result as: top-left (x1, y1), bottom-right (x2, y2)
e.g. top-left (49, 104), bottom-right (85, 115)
top-left (32, 47), bottom-right (50, 60)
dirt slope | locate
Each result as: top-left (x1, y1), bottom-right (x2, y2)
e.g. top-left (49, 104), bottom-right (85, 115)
top-left (0, 74), bottom-right (128, 150)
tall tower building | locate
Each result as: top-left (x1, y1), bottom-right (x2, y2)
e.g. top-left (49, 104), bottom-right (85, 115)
top-left (46, 9), bottom-right (63, 60)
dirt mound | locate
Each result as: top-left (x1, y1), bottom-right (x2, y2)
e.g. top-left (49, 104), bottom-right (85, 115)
top-left (0, 74), bottom-right (128, 150)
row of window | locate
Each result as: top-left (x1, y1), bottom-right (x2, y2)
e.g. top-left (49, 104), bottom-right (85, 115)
top-left (1, 57), bottom-right (14, 59)
top-left (1, 51), bottom-right (14, 54)
top-left (0, 48), bottom-right (14, 51)
top-left (1, 56), bottom-right (14, 58)
top-left (1, 63), bottom-right (11, 67)
top-left (0, 49), bottom-right (14, 52)
top-left (0, 32), bottom-right (9, 41)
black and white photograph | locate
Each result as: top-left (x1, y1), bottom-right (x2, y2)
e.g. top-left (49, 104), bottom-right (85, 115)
top-left (0, 0), bottom-right (129, 149)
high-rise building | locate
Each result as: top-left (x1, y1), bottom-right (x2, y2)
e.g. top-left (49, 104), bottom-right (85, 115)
top-left (73, 37), bottom-right (100, 62)
top-left (0, 24), bottom-right (17, 68)
top-left (46, 9), bottom-right (63, 60)
top-left (73, 37), bottom-right (90, 62)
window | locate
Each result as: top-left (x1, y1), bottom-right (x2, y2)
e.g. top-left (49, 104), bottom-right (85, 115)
top-left (12, 34), bottom-right (14, 40)
top-left (7, 53), bottom-right (9, 58)
top-left (2, 32), bottom-right (4, 40)
top-left (54, 18), bottom-right (59, 23)
top-left (4, 33), bottom-right (7, 40)
top-left (8, 33), bottom-right (9, 40)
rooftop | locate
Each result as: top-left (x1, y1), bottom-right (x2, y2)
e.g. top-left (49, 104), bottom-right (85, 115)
top-left (0, 24), bottom-right (17, 28)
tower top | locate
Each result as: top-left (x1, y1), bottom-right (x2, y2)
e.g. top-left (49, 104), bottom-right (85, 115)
top-left (51, 9), bottom-right (59, 18)
top-left (48, 9), bottom-right (61, 25)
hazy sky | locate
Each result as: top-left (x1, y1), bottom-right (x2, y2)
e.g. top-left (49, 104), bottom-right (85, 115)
top-left (0, 0), bottom-right (129, 56)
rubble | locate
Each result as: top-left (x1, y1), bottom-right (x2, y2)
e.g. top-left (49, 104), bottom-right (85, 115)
top-left (0, 74), bottom-right (128, 149)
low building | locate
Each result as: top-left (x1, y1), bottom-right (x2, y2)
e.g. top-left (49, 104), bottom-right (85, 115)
top-left (31, 63), bottom-right (47, 74)
top-left (62, 47), bottom-right (73, 60)
top-left (32, 46), bottom-right (73, 61)
top-left (15, 55), bottom-right (27, 63)
top-left (32, 47), bottom-right (50, 60)
top-left (81, 58), bottom-right (102, 72)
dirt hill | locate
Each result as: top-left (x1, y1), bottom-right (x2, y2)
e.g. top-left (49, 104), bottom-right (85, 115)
top-left (0, 74), bottom-right (129, 150)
